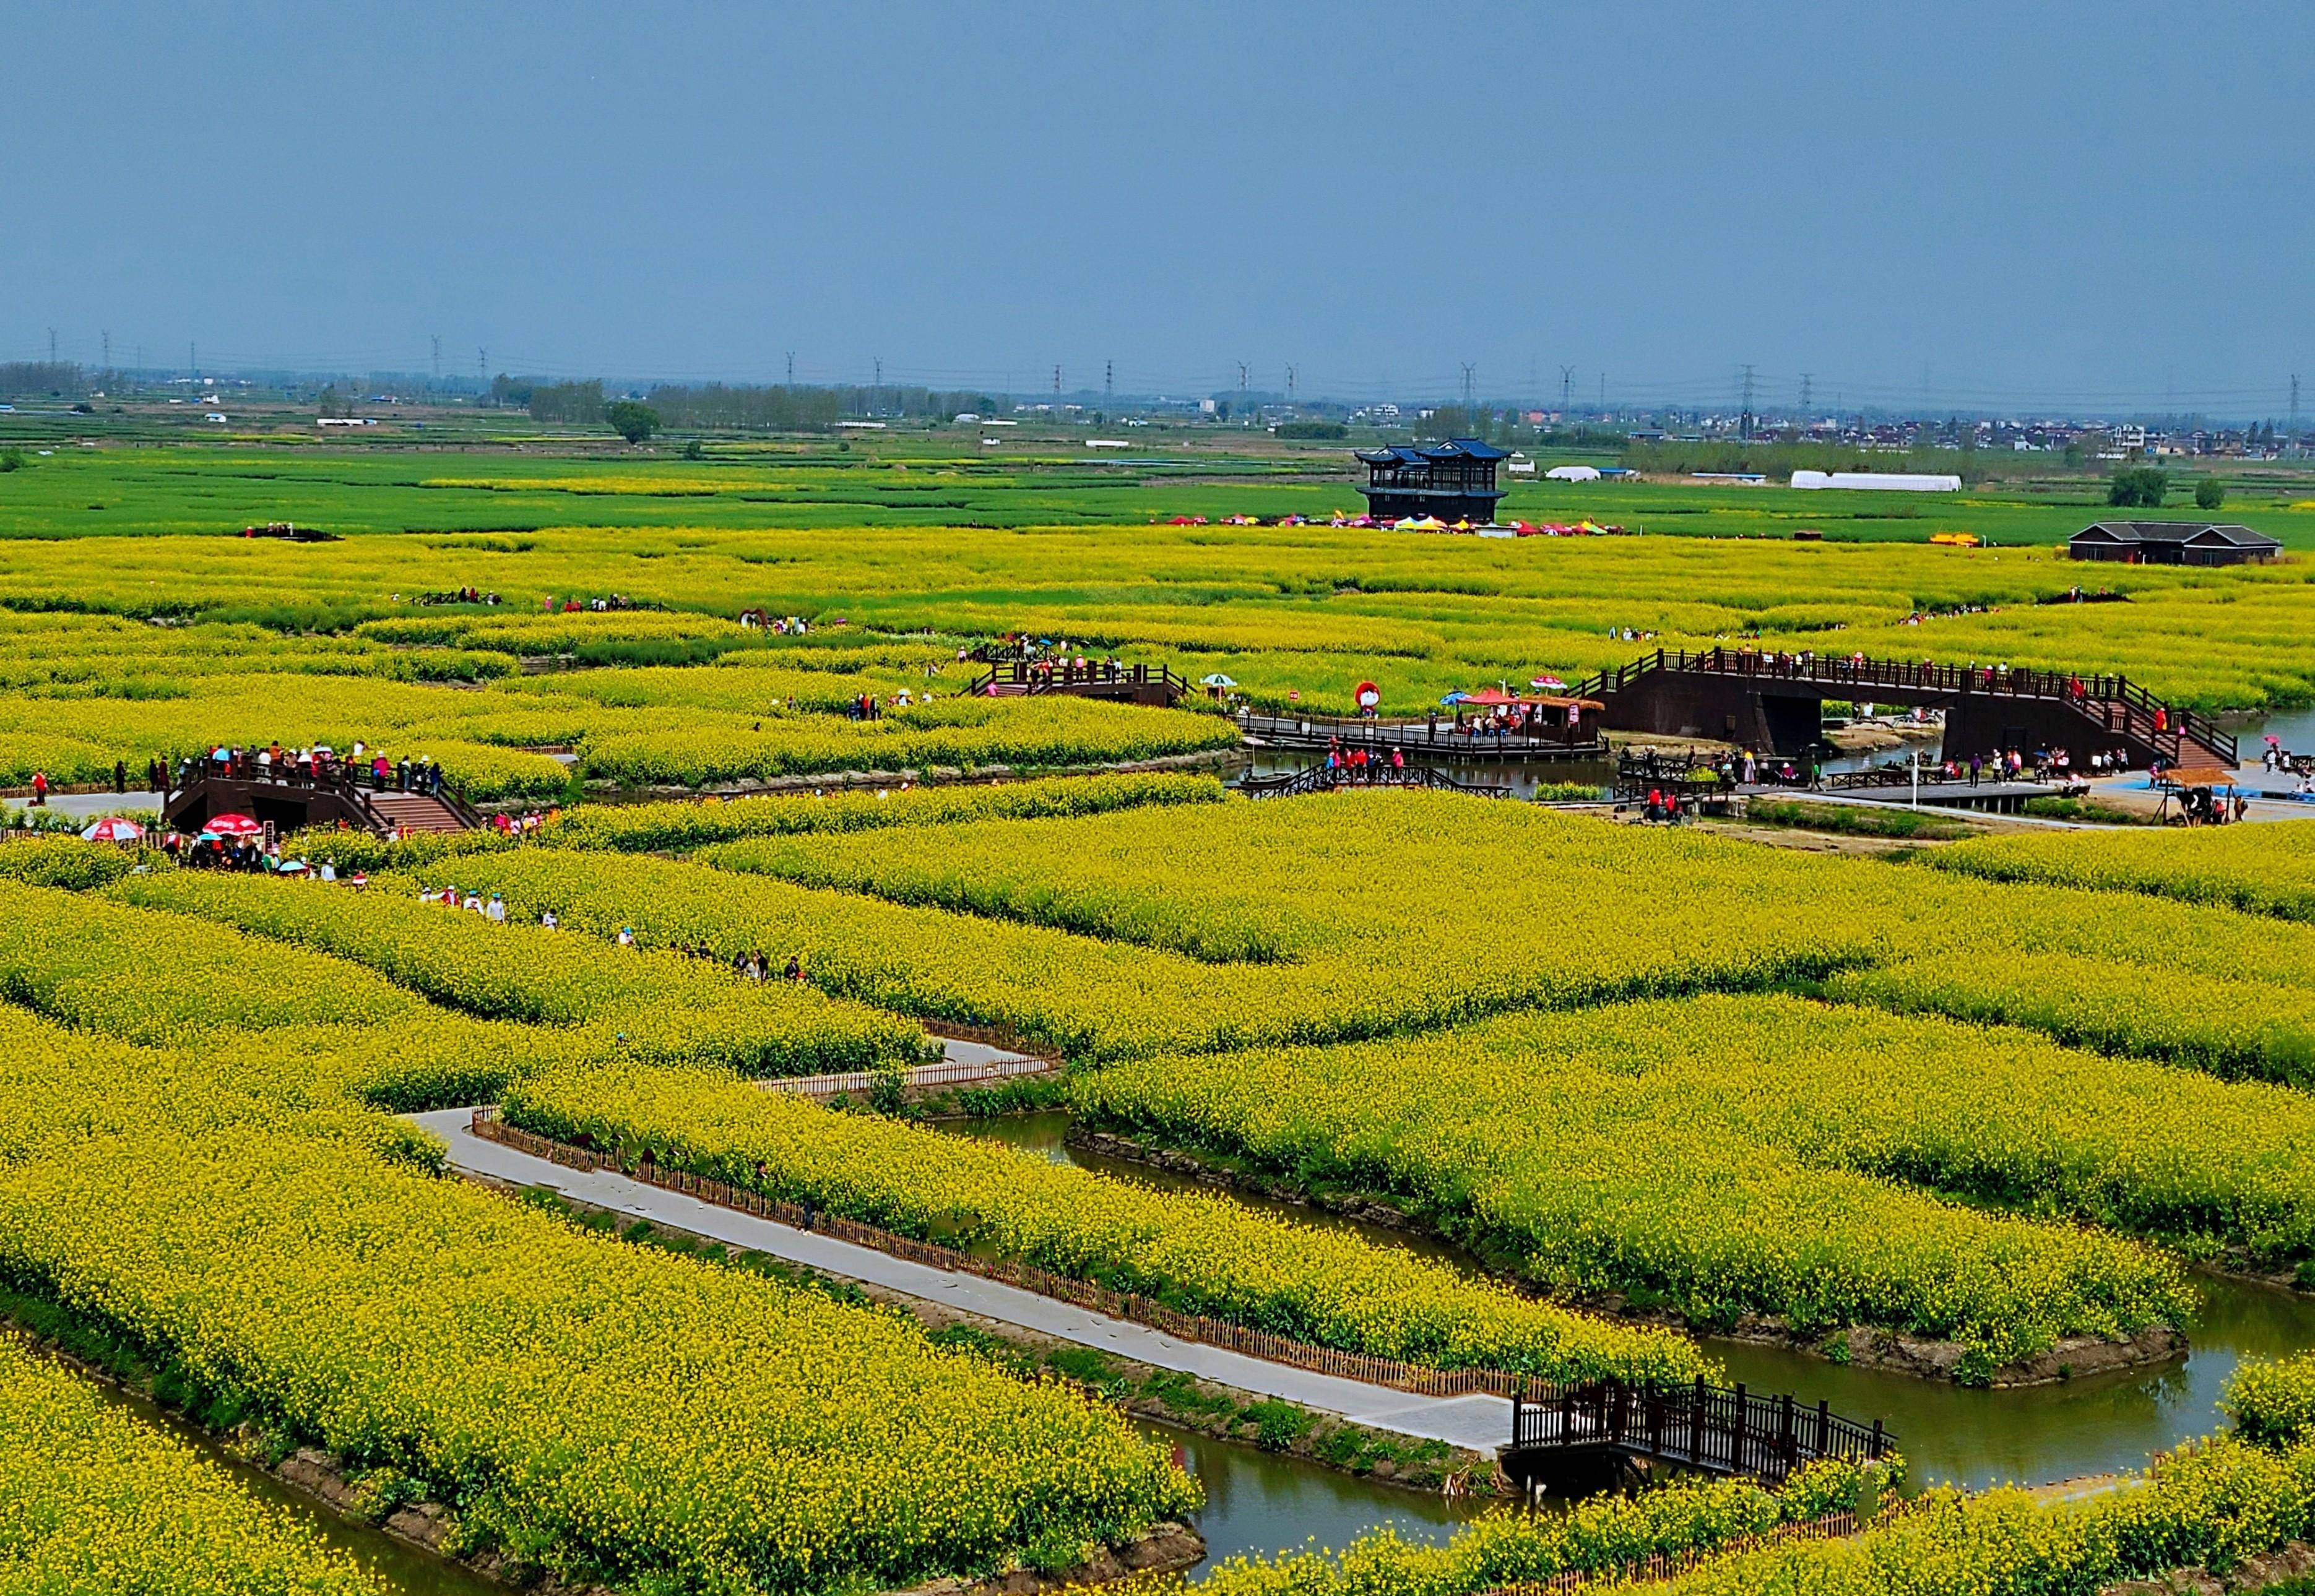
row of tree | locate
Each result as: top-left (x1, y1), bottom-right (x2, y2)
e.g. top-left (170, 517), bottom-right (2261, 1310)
top-left (0, 362), bottom-right (86, 399)
top-left (1616, 438), bottom-right (1997, 483)
top-left (503, 377), bottom-right (1005, 432)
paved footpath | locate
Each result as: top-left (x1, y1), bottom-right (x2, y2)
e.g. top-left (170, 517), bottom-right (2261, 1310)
top-left (410, 1108), bottom-right (1513, 1455)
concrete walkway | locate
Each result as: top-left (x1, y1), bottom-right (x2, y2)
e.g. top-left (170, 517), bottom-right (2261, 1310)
top-left (409, 1108), bottom-right (1513, 1456)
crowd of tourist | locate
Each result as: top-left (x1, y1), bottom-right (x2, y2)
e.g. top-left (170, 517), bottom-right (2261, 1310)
top-left (172, 743), bottom-right (451, 798)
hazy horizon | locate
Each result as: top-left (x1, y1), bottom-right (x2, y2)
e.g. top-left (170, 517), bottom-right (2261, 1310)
top-left (7, 1), bottom-right (2309, 418)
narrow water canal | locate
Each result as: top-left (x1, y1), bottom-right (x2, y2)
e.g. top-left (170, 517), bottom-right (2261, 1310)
top-left (79, 1374), bottom-right (500, 1596)
top-left (943, 1111), bottom-right (2315, 1495)
top-left (1150, 1425), bottom-right (1485, 1572)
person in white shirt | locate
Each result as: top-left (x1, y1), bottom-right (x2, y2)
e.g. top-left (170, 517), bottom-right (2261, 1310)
top-left (539, 909), bottom-right (559, 930)
top-left (485, 893), bottom-right (507, 925)
top-left (617, 925), bottom-right (635, 947)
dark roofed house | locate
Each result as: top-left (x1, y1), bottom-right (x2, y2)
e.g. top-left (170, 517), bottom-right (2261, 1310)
top-left (2068, 521), bottom-right (2282, 567)
top-left (1356, 438), bottom-right (1508, 525)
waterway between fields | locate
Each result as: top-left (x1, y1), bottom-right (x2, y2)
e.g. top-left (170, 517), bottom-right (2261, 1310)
top-left (942, 1111), bottom-right (2315, 1496)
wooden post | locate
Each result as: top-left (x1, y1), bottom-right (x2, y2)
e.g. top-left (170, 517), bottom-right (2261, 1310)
top-left (1779, 1392), bottom-right (1794, 1467)
top-left (1870, 1419), bottom-right (1884, 1460)
top-left (1732, 1384), bottom-right (1747, 1475)
top-left (1817, 1399), bottom-right (1830, 1456)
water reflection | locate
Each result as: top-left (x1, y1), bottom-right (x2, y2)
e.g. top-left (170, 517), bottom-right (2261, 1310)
top-left (1149, 1425), bottom-right (1486, 1574)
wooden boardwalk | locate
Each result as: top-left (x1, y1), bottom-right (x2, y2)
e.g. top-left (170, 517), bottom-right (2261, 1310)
top-left (1240, 710), bottom-right (1605, 763)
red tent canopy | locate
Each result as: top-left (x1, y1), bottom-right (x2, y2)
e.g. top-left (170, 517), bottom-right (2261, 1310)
top-left (1458, 689), bottom-right (1604, 710)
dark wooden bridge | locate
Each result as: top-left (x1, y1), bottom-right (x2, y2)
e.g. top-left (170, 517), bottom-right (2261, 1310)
top-left (1578, 647), bottom-right (2236, 768)
top-left (1239, 710), bottom-right (1606, 762)
top-left (1237, 762), bottom-right (1513, 800)
top-left (163, 764), bottom-right (480, 838)
top-left (1505, 1377), bottom-right (1890, 1491)
top-left (969, 660), bottom-right (1188, 707)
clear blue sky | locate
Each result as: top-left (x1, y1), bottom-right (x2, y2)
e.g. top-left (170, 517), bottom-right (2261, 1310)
top-left (7, 1), bottom-right (2308, 416)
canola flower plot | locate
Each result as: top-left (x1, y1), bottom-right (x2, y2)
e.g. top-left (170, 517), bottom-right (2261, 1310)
top-left (573, 692), bottom-right (1242, 790)
top-left (0, 1334), bottom-right (387, 1596)
top-left (7, 506), bottom-right (2315, 715)
top-left (1923, 821), bottom-right (2315, 924)
top-left (289, 769), bottom-right (1227, 876)
top-left (1075, 995), bottom-right (2213, 1369)
top-left (107, 871), bottom-right (928, 1077)
top-left (0, 1121), bottom-right (1195, 1596)
top-left (701, 793), bottom-right (2315, 1093)
top-left (0, 876), bottom-right (425, 1046)
top-left (500, 1059), bottom-right (1711, 1385)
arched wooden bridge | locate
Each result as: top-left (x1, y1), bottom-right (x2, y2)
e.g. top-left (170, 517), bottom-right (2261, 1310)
top-left (1505, 1377), bottom-right (1891, 1490)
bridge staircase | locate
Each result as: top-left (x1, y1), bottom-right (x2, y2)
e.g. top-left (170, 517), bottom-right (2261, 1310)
top-left (163, 766), bottom-right (483, 839)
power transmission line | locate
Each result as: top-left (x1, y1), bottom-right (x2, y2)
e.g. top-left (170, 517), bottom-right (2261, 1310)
top-left (1559, 365), bottom-right (1574, 414)
top-left (785, 352), bottom-right (795, 386)
top-left (1799, 373), bottom-right (1813, 415)
top-left (1739, 364), bottom-right (1756, 439)
top-left (1460, 362), bottom-right (1476, 414)
top-left (431, 335), bottom-right (440, 383)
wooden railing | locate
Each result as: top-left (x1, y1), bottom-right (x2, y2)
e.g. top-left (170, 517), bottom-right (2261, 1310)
top-left (1510, 1376), bottom-right (1889, 1485)
top-left (968, 660), bottom-right (1188, 699)
top-left (1239, 710), bottom-right (1603, 757)
top-left (469, 1107), bottom-right (1533, 1402)
top-left (165, 761), bottom-right (483, 833)
top-left (1239, 762), bottom-right (1513, 800)
top-left (1577, 647), bottom-right (2235, 766)
top-left (756, 1053), bottom-right (1056, 1100)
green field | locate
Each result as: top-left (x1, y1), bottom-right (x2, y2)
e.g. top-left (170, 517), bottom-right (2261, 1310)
top-left (6, 432), bottom-right (2313, 545)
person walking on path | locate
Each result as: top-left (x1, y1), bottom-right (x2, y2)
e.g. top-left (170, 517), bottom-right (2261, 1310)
top-left (28, 771), bottom-right (47, 808)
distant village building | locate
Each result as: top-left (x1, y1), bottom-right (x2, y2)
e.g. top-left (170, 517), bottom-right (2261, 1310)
top-left (1354, 438), bottom-right (1508, 523)
top-left (1791, 470), bottom-right (1960, 492)
top-left (2067, 520), bottom-right (2281, 566)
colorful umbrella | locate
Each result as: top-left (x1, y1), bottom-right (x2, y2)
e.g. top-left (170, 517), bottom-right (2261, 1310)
top-left (1199, 673), bottom-right (1237, 688)
top-left (1531, 675), bottom-right (1567, 691)
top-left (80, 816), bottom-right (145, 843)
top-left (205, 813), bottom-right (265, 836)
